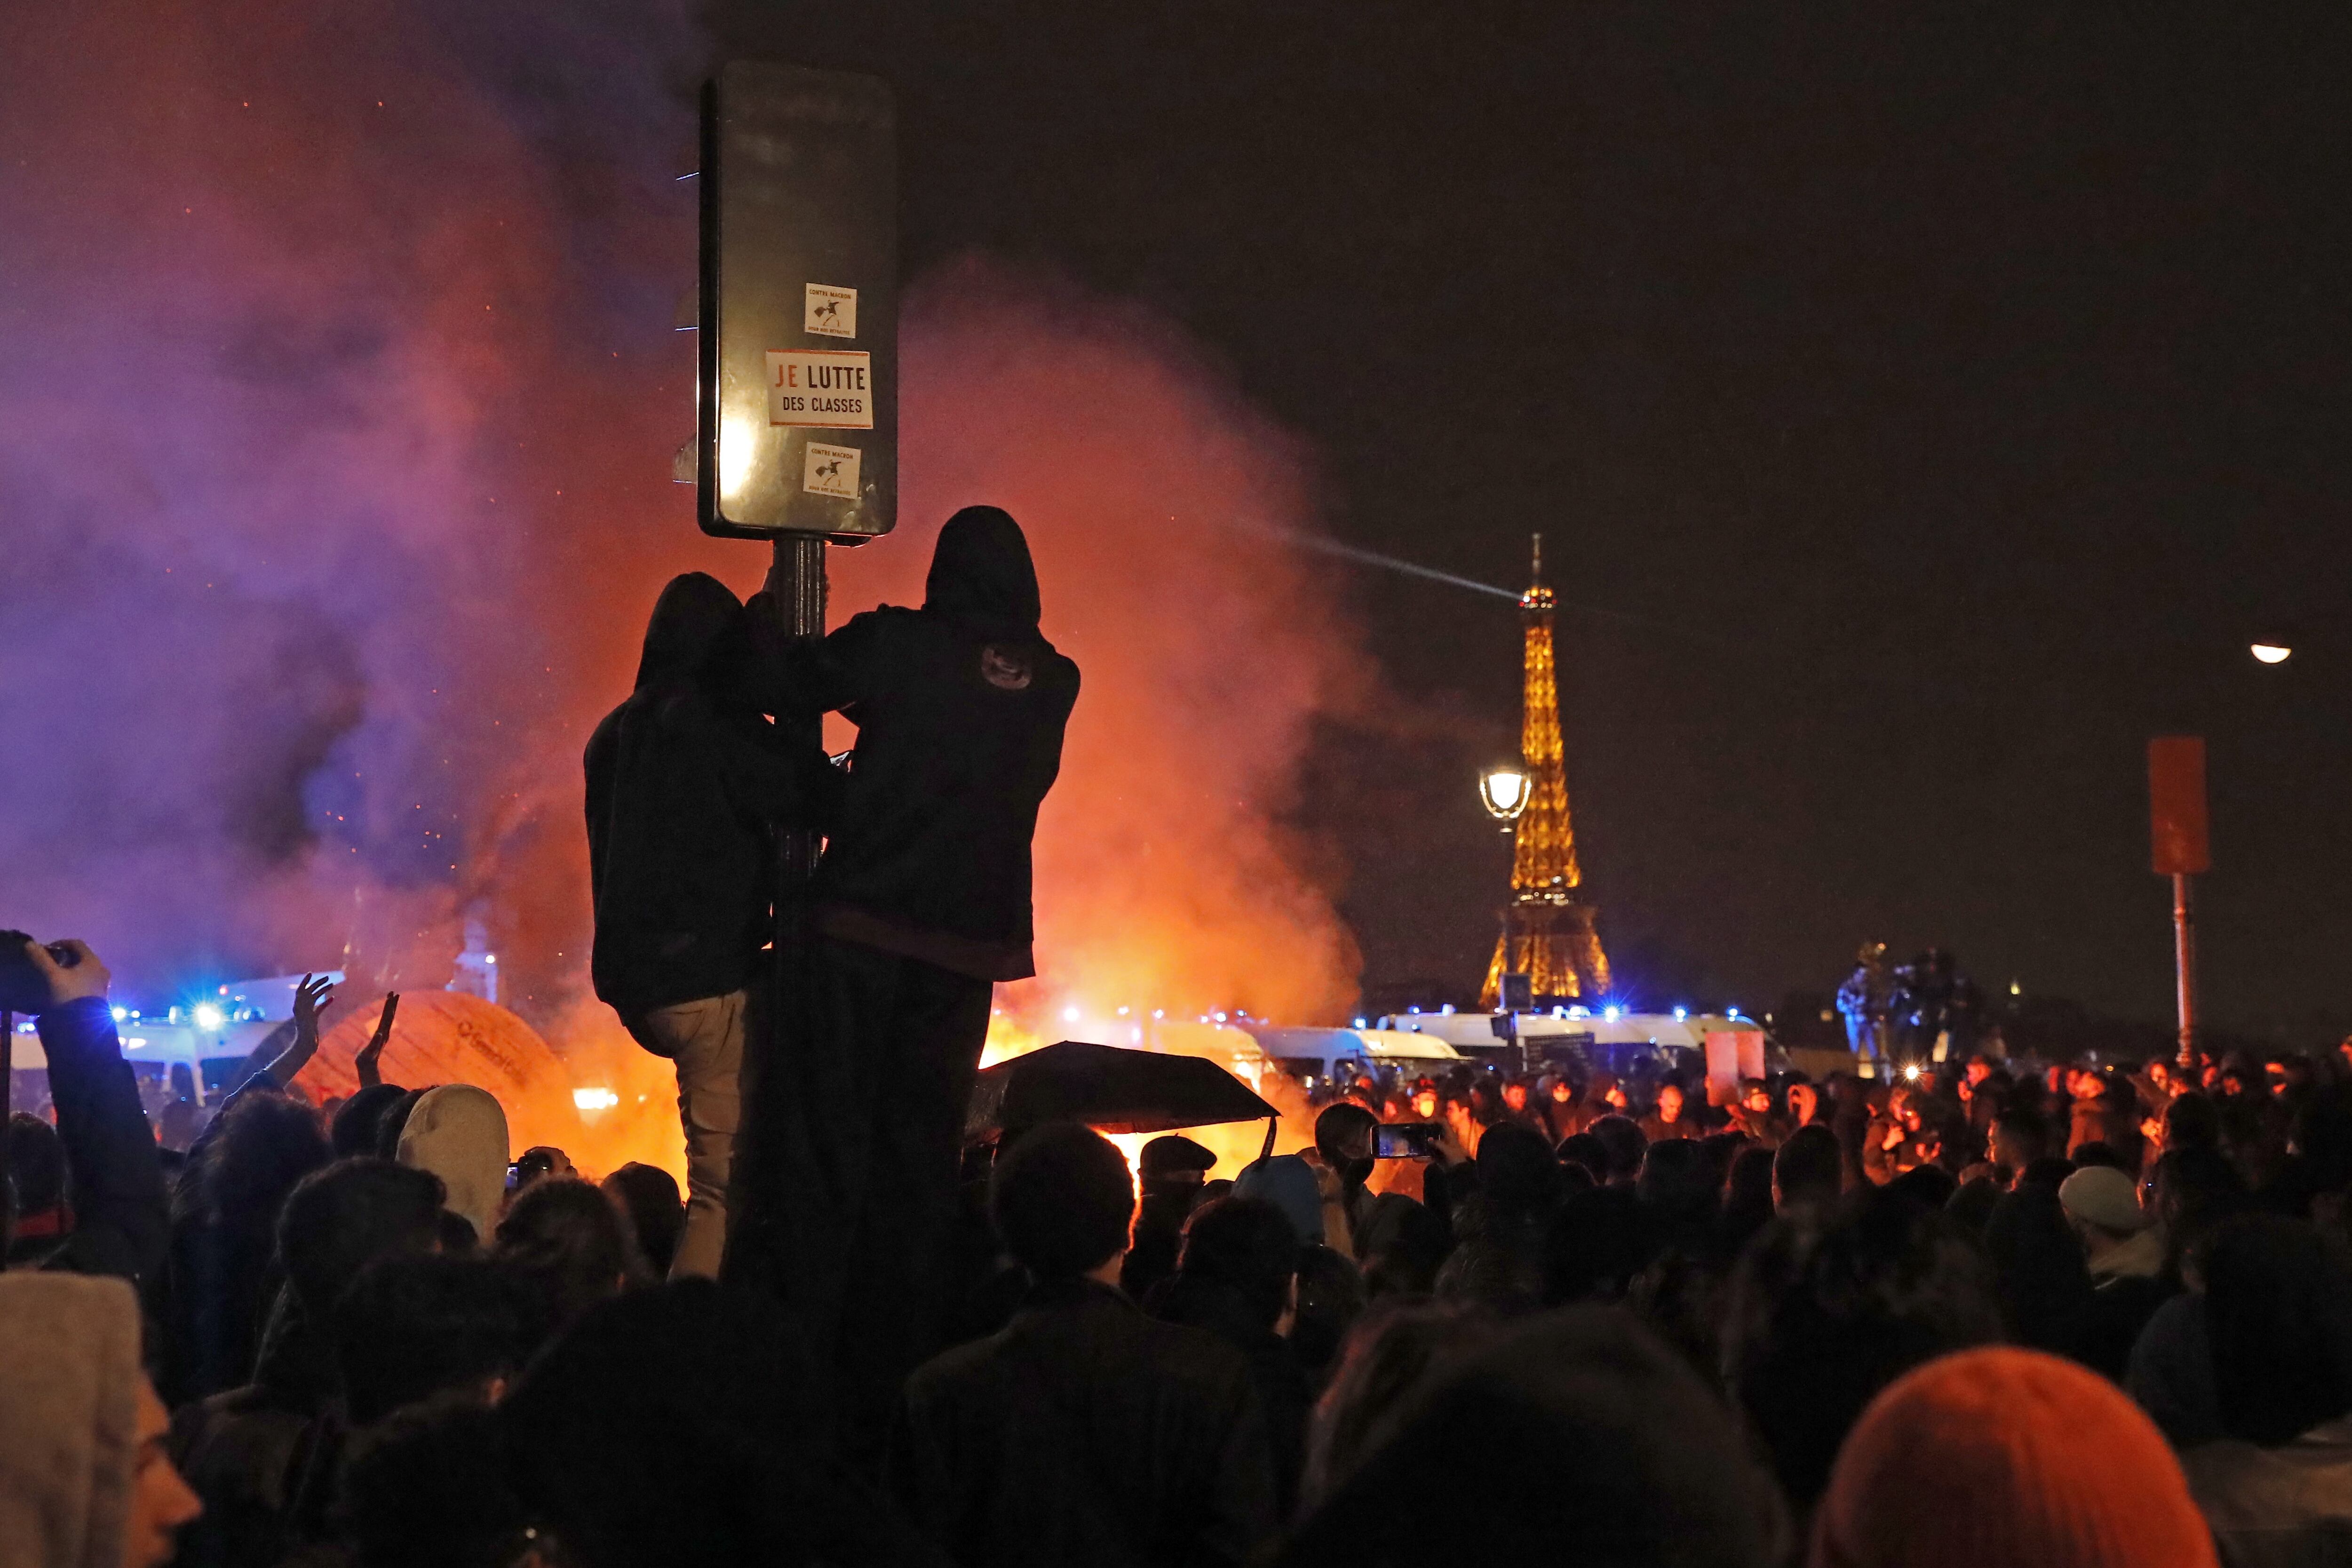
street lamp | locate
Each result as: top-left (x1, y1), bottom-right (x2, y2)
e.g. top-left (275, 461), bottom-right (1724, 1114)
top-left (2251, 643), bottom-right (2292, 665)
top-left (1479, 765), bottom-right (1530, 824)
top-left (1481, 764), bottom-right (1533, 1029)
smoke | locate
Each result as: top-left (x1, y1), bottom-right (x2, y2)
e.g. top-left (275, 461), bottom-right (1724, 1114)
top-left (865, 259), bottom-right (1368, 1025)
top-left (0, 1), bottom-right (1364, 1043)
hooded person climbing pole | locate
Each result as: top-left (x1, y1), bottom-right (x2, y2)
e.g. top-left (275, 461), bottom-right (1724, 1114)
top-left (585, 572), bottom-right (835, 1281)
top-left (739, 505), bottom-right (1080, 1471)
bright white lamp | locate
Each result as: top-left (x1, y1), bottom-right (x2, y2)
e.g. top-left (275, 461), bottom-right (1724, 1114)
top-left (1479, 766), bottom-right (1530, 822)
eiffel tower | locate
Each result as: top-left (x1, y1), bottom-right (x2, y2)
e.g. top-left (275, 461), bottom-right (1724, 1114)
top-left (1480, 533), bottom-right (1611, 1007)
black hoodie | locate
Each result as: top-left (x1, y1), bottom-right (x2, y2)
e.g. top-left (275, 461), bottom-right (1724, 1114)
top-left (586, 573), bottom-right (831, 1016)
top-left (757, 507), bottom-right (1080, 979)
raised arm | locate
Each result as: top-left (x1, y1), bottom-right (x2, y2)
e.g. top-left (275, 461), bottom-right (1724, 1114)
top-left (261, 973), bottom-right (334, 1089)
top-left (355, 992), bottom-right (398, 1089)
top-left (24, 940), bottom-right (168, 1286)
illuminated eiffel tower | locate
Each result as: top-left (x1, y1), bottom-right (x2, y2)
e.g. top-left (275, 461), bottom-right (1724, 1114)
top-left (1481, 533), bottom-right (1611, 1007)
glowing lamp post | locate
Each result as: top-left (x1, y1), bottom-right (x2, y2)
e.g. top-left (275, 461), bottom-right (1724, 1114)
top-left (1479, 765), bottom-right (1530, 825)
top-left (2250, 643), bottom-right (2292, 665)
top-left (1481, 764), bottom-right (1535, 1037)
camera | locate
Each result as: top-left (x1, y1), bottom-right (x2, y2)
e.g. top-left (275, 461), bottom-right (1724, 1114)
top-left (0, 930), bottom-right (79, 1016)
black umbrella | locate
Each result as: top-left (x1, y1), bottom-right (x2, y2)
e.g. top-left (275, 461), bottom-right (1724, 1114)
top-left (964, 1040), bottom-right (1278, 1143)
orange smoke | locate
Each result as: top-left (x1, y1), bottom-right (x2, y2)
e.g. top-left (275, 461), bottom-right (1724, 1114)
top-left (5, 1), bottom-right (1370, 1162)
top-left (839, 261), bottom-right (1371, 1034)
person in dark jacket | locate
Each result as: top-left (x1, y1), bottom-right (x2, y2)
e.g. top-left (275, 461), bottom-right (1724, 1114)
top-left (745, 506), bottom-right (1080, 1466)
top-left (5, 939), bottom-right (169, 1288)
top-left (1145, 1196), bottom-right (1310, 1515)
top-left (585, 571), bottom-right (829, 1281)
top-left (895, 1125), bottom-right (1275, 1568)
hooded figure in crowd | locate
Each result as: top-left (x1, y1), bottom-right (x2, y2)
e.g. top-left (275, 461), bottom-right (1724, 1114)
top-left (394, 1085), bottom-right (509, 1247)
top-left (739, 505), bottom-right (1080, 1470)
top-left (0, 1273), bottom-right (203, 1568)
top-left (586, 572), bottom-right (835, 1280)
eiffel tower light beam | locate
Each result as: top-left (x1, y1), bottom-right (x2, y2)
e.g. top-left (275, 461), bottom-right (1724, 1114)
top-left (1481, 533), bottom-right (1612, 1009)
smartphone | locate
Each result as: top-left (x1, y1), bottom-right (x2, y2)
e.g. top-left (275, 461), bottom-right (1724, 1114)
top-left (1374, 1122), bottom-right (1443, 1161)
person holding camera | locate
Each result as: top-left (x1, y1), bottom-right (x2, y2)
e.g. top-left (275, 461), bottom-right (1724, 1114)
top-left (3, 937), bottom-right (169, 1288)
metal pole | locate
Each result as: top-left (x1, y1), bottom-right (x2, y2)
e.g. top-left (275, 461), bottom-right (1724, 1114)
top-left (766, 533), bottom-right (827, 1031)
top-left (725, 535), bottom-right (826, 1297)
top-left (1, 1011), bottom-right (13, 1121)
top-left (2172, 871), bottom-right (2197, 1071)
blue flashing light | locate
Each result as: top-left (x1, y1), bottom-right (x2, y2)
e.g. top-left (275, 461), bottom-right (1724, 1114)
top-left (1603, 1005), bottom-right (1621, 1021)
top-left (1352, 1017), bottom-right (1367, 1029)
top-left (1440, 1004), bottom-right (1454, 1015)
top-left (191, 1002), bottom-right (225, 1032)
top-left (111, 1006), bottom-right (127, 1023)
top-left (1672, 1006), bottom-right (1687, 1021)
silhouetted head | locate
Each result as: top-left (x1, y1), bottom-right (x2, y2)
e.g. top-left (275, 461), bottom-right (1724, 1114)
top-left (1176, 1195), bottom-right (1300, 1330)
top-left (1725, 1187), bottom-right (2003, 1509)
top-left (278, 1158), bottom-right (446, 1321)
top-left (493, 1178), bottom-right (645, 1336)
top-left (926, 506), bottom-right (1041, 632)
top-left (992, 1122), bottom-right (1132, 1279)
top-left (186, 1090), bottom-right (331, 1232)
top-left (633, 573), bottom-right (742, 690)
top-left (600, 1164), bottom-right (685, 1280)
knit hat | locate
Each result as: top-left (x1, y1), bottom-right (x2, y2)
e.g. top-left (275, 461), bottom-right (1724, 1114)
top-left (396, 1084), bottom-right (510, 1242)
top-left (1233, 1154), bottom-right (1325, 1245)
top-left (1812, 1346), bottom-right (2218, 1568)
top-left (2058, 1166), bottom-right (2145, 1235)
top-left (0, 1273), bottom-right (144, 1568)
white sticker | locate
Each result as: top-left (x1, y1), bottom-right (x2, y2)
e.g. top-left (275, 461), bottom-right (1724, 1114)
top-left (765, 350), bottom-right (874, 429)
top-left (804, 284), bottom-right (857, 338)
top-left (803, 442), bottom-right (861, 499)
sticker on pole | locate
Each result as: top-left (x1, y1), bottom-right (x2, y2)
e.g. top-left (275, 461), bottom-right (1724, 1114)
top-left (765, 350), bottom-right (873, 429)
top-left (802, 442), bottom-right (861, 499)
top-left (804, 284), bottom-right (857, 338)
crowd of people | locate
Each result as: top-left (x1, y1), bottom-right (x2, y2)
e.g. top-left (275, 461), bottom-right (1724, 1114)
top-left (6, 922), bottom-right (2352, 1567)
top-left (9, 505), bottom-right (2351, 1568)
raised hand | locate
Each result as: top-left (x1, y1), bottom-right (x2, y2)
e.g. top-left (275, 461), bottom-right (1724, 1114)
top-left (257, 972), bottom-right (338, 1089)
top-left (24, 939), bottom-right (110, 1011)
top-left (293, 974), bottom-right (336, 1042)
top-left (357, 992), bottom-right (399, 1088)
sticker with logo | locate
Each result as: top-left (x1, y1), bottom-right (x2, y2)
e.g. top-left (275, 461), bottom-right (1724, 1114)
top-left (803, 442), bottom-right (861, 499)
top-left (979, 644), bottom-right (1033, 691)
top-left (805, 284), bottom-right (857, 338)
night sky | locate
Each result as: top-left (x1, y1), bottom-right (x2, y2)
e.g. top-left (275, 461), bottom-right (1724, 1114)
top-left (718, 1), bottom-right (2352, 1040)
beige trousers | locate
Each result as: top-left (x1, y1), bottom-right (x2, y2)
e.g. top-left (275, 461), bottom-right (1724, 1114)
top-left (625, 987), bottom-right (750, 1280)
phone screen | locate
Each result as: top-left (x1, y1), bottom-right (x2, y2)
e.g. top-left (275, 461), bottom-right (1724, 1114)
top-left (1374, 1122), bottom-right (1440, 1161)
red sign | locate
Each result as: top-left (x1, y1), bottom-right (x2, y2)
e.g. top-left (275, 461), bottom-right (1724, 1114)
top-left (2148, 736), bottom-right (2210, 876)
